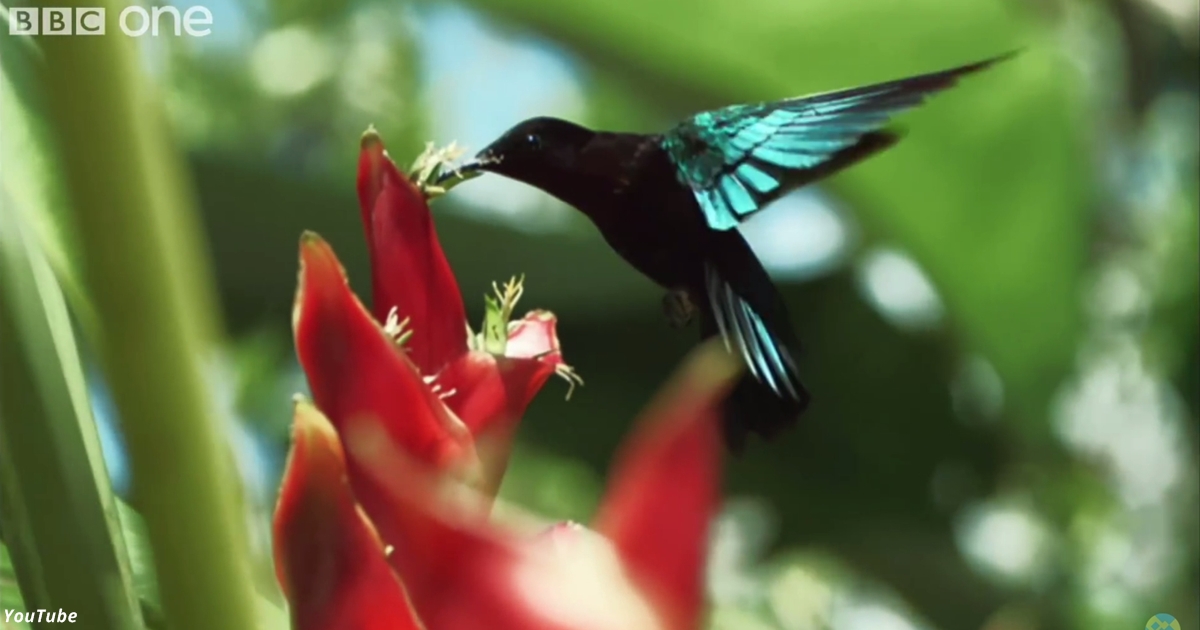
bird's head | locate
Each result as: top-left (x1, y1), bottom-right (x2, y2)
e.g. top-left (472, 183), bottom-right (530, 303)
top-left (454, 117), bottom-right (595, 186)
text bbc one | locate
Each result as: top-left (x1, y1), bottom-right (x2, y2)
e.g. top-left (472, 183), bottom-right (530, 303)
top-left (8, 6), bottom-right (213, 37)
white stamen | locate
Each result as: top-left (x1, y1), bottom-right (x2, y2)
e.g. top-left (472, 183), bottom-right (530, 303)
top-left (382, 307), bottom-right (411, 347)
top-left (410, 141), bottom-right (471, 197)
top-left (555, 363), bottom-right (584, 401)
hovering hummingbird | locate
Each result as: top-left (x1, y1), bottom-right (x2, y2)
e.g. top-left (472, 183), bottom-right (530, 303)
top-left (444, 53), bottom-right (1013, 450)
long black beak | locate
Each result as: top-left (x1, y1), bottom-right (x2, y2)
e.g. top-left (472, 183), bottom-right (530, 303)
top-left (433, 150), bottom-right (497, 187)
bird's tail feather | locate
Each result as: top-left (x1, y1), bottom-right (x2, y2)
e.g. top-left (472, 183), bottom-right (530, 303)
top-left (700, 230), bottom-right (810, 451)
top-left (699, 304), bottom-right (809, 452)
top-left (723, 373), bottom-right (809, 452)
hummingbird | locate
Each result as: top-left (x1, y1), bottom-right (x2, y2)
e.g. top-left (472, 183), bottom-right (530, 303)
top-left (445, 53), bottom-right (1013, 451)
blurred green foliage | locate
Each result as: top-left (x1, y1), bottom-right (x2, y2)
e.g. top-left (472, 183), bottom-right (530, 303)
top-left (0, 198), bottom-right (145, 629)
top-left (1, 543), bottom-right (26, 617)
top-left (0, 8), bottom-right (93, 333)
top-left (0, 8), bottom-right (144, 629)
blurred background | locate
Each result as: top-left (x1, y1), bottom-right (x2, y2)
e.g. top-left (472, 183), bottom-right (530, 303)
top-left (2, 0), bottom-right (1198, 628)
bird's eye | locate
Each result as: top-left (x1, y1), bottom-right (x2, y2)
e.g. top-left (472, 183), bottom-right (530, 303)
top-left (524, 133), bottom-right (542, 149)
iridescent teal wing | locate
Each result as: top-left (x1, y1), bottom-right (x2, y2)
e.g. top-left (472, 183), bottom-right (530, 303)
top-left (662, 54), bottom-right (1011, 231)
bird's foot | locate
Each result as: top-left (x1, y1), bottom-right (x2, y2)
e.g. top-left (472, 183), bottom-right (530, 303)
top-left (662, 288), bottom-right (697, 328)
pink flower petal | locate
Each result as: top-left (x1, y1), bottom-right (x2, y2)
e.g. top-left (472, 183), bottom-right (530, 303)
top-left (505, 310), bottom-right (564, 366)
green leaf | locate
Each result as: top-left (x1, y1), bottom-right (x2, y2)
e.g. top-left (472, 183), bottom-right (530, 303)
top-left (0, 189), bottom-right (145, 627)
top-left (0, 6), bottom-right (96, 339)
top-left (5, 525), bottom-right (287, 630)
top-left (113, 500), bottom-right (289, 630)
top-left (114, 501), bottom-right (165, 629)
top-left (1, 542), bottom-right (30, 628)
top-left (459, 0), bottom-right (1088, 429)
top-left (0, 10), bottom-right (144, 627)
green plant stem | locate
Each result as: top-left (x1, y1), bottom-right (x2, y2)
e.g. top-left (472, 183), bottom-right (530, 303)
top-left (34, 3), bottom-right (261, 629)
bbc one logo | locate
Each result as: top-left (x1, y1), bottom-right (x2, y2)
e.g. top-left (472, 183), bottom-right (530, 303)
top-left (8, 6), bottom-right (213, 37)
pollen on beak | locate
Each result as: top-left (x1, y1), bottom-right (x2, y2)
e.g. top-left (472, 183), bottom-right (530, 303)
top-left (458, 159), bottom-right (487, 174)
top-left (434, 153), bottom-right (498, 187)
top-left (472, 150), bottom-right (504, 168)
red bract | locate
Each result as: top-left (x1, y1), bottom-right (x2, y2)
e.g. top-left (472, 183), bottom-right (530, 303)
top-left (273, 399), bottom-right (423, 630)
top-left (338, 343), bottom-right (740, 630)
top-left (274, 343), bottom-right (739, 628)
top-left (592, 354), bottom-right (725, 630)
top-left (294, 232), bottom-right (475, 470)
top-left (357, 131), bottom-right (467, 375)
top-left (293, 232), bottom-right (483, 522)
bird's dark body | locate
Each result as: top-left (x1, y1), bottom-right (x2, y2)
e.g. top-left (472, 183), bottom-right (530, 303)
top-left (551, 132), bottom-right (706, 288)
top-left (459, 53), bottom-right (1013, 450)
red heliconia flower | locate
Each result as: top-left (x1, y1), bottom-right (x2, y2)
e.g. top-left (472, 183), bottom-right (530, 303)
top-left (277, 134), bottom-right (735, 630)
top-left (338, 342), bottom-right (740, 630)
top-left (293, 232), bottom-right (483, 522)
top-left (272, 399), bottom-right (423, 630)
top-left (294, 132), bottom-right (577, 499)
top-left (274, 342), bottom-right (737, 629)
top-left (353, 130), bottom-right (581, 491)
top-left (293, 232), bottom-right (475, 467)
